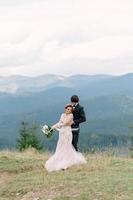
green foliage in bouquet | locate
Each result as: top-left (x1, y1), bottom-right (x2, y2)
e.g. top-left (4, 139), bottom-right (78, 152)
top-left (41, 125), bottom-right (54, 138)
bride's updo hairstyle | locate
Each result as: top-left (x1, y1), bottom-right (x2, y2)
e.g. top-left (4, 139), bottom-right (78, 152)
top-left (65, 104), bottom-right (73, 113)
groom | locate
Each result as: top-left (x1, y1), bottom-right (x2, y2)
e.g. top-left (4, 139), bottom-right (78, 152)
top-left (70, 95), bottom-right (86, 151)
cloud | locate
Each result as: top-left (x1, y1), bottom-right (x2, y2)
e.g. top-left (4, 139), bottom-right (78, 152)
top-left (0, 0), bottom-right (133, 76)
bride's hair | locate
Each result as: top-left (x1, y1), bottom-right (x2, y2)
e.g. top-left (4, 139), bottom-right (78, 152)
top-left (65, 104), bottom-right (73, 112)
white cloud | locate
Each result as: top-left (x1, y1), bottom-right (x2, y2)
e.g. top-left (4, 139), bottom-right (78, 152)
top-left (0, 0), bottom-right (133, 76)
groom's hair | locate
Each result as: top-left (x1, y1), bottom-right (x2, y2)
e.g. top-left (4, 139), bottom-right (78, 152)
top-left (71, 95), bottom-right (79, 103)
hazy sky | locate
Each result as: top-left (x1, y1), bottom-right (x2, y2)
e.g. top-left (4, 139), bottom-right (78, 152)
top-left (0, 0), bottom-right (133, 76)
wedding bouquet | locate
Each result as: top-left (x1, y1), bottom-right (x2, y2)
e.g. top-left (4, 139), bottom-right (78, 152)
top-left (41, 125), bottom-right (54, 138)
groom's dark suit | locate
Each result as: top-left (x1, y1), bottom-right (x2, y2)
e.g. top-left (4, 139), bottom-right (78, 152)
top-left (71, 103), bottom-right (86, 151)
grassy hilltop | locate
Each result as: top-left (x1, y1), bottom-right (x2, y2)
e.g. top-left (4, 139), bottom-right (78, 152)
top-left (0, 149), bottom-right (133, 200)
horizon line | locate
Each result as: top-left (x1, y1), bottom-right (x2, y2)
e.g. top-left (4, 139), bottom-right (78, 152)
top-left (0, 72), bottom-right (133, 78)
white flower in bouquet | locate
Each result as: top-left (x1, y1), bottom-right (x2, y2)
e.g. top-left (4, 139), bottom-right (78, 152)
top-left (41, 124), bottom-right (54, 138)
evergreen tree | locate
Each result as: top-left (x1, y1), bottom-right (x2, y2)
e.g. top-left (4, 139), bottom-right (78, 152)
top-left (128, 124), bottom-right (133, 157)
top-left (17, 121), bottom-right (43, 151)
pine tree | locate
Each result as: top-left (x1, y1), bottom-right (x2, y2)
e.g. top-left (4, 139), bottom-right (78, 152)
top-left (17, 121), bottom-right (43, 151)
top-left (128, 125), bottom-right (133, 157)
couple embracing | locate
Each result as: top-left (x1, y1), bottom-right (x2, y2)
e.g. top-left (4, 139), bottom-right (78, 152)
top-left (45, 95), bottom-right (87, 172)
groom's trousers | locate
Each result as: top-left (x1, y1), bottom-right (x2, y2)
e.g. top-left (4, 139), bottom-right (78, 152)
top-left (72, 130), bottom-right (79, 151)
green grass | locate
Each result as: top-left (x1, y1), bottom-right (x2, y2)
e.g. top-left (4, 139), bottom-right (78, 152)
top-left (0, 149), bottom-right (133, 200)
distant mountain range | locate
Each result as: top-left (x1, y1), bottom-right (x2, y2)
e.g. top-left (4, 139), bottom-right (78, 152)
top-left (0, 73), bottom-right (133, 149)
top-left (0, 73), bottom-right (132, 94)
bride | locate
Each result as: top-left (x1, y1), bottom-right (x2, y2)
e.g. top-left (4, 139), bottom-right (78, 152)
top-left (45, 104), bottom-right (87, 172)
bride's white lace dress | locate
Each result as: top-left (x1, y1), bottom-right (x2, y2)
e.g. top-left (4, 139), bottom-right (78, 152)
top-left (45, 113), bottom-right (87, 172)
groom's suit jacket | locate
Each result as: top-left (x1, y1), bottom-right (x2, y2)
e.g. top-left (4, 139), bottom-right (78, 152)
top-left (71, 104), bottom-right (86, 130)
